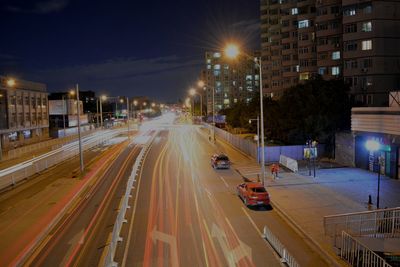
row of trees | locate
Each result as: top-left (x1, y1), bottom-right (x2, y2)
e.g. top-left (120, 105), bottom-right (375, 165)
top-left (220, 77), bottom-right (351, 149)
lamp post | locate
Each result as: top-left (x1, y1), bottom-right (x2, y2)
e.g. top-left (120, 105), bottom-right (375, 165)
top-left (366, 139), bottom-right (382, 209)
top-left (71, 84), bottom-right (84, 172)
top-left (224, 43), bottom-right (266, 186)
top-left (1, 78), bottom-right (17, 160)
top-left (249, 117), bottom-right (260, 164)
top-left (189, 88), bottom-right (203, 119)
top-left (197, 80), bottom-right (216, 142)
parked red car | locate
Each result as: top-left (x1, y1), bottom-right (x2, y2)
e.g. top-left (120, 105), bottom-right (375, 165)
top-left (237, 182), bottom-right (270, 207)
top-left (211, 153), bottom-right (230, 169)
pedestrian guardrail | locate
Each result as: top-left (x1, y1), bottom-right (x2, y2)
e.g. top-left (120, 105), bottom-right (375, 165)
top-left (341, 231), bottom-right (392, 267)
top-left (0, 130), bottom-right (123, 191)
top-left (279, 155), bottom-right (298, 173)
top-left (104, 131), bottom-right (157, 267)
top-left (324, 207), bottom-right (400, 248)
top-left (262, 225), bottom-right (300, 267)
top-left (2, 127), bottom-right (96, 161)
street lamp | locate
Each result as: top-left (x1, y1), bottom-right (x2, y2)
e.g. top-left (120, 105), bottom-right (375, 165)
top-left (197, 80), bottom-right (216, 142)
top-left (6, 78), bottom-right (16, 87)
top-left (366, 139), bottom-right (382, 209)
top-left (74, 84), bottom-right (84, 172)
top-left (189, 88), bottom-right (203, 119)
top-left (224, 43), bottom-right (266, 186)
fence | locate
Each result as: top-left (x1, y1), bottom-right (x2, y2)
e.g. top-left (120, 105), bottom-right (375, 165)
top-left (3, 125), bottom-right (95, 161)
top-left (0, 130), bottom-right (122, 191)
top-left (324, 207), bottom-right (400, 248)
top-left (205, 124), bottom-right (324, 163)
top-left (262, 225), bottom-right (300, 267)
top-left (279, 155), bottom-right (298, 173)
top-left (341, 231), bottom-right (392, 267)
top-left (104, 131), bottom-right (157, 267)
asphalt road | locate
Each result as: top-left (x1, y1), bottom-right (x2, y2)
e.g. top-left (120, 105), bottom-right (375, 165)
top-left (25, 142), bottom-right (142, 267)
top-left (118, 126), bottom-right (287, 267)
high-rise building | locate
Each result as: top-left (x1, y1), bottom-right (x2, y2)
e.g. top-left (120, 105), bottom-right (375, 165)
top-left (0, 76), bottom-right (49, 150)
top-left (342, 0), bottom-right (400, 106)
top-left (260, 0), bottom-right (400, 106)
top-left (203, 51), bottom-right (260, 114)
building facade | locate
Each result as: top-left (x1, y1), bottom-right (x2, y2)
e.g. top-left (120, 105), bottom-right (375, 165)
top-left (0, 76), bottom-right (49, 150)
top-left (204, 51), bottom-right (260, 113)
top-left (351, 92), bottom-right (400, 179)
top-left (260, 0), bottom-right (400, 106)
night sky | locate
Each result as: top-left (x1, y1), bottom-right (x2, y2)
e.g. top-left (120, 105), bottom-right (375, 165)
top-left (0, 0), bottom-right (260, 102)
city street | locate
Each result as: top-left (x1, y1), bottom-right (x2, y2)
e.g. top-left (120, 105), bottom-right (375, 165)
top-left (118, 118), bottom-right (328, 266)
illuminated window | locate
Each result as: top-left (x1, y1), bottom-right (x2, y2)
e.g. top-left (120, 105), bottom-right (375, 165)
top-left (223, 99), bottom-right (230, 105)
top-left (362, 40), bottom-right (372, 50)
top-left (318, 67), bottom-right (327, 75)
top-left (331, 66), bottom-right (340, 76)
top-left (299, 72), bottom-right (309, 80)
top-left (298, 20), bottom-right (309, 28)
top-left (362, 21), bottom-right (372, 32)
top-left (214, 64), bottom-right (221, 70)
top-left (291, 8), bottom-right (298, 15)
top-left (213, 52), bottom-right (221, 58)
top-left (332, 51), bottom-right (340, 60)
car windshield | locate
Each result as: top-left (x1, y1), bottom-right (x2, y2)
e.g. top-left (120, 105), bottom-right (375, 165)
top-left (251, 187), bottom-right (267, 193)
top-left (217, 156), bottom-right (229, 161)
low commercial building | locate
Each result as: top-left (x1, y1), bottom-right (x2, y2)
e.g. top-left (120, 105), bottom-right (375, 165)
top-left (351, 92), bottom-right (400, 179)
top-left (49, 99), bottom-right (88, 137)
top-left (0, 76), bottom-right (49, 151)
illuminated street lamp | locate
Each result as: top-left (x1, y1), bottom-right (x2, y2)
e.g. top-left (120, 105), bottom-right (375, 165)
top-left (151, 102), bottom-right (156, 108)
top-left (189, 88), bottom-right (203, 119)
top-left (6, 78), bottom-right (16, 87)
top-left (197, 80), bottom-right (215, 142)
top-left (74, 84), bottom-right (84, 172)
top-left (224, 43), bottom-right (266, 186)
top-left (366, 139), bottom-right (382, 209)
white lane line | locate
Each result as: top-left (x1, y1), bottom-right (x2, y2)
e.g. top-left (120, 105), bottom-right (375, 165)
top-left (204, 188), bottom-right (212, 198)
top-left (219, 176), bottom-right (229, 188)
top-left (241, 207), bottom-right (262, 236)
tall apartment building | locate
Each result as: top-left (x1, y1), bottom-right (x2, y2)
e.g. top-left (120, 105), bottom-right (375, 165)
top-left (260, 0), bottom-right (400, 106)
top-left (204, 51), bottom-right (260, 113)
top-left (0, 76), bottom-right (49, 150)
top-left (342, 0), bottom-right (400, 106)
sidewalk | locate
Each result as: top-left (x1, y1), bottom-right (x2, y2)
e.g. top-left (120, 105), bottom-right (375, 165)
top-left (235, 160), bottom-right (400, 265)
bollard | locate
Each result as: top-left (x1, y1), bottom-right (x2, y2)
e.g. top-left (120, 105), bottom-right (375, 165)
top-left (368, 195), bottom-right (372, 205)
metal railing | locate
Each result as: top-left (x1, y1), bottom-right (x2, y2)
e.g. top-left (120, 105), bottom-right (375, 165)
top-left (0, 130), bottom-right (123, 190)
top-left (104, 131), bottom-right (157, 267)
top-left (324, 207), bottom-right (400, 248)
top-left (2, 126), bottom-right (95, 161)
top-left (263, 225), bottom-right (300, 267)
top-left (341, 231), bottom-right (392, 267)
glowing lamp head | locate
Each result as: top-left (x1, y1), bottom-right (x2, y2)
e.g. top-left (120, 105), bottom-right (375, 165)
top-left (224, 44), bottom-right (240, 59)
top-left (151, 103), bottom-right (156, 107)
top-left (189, 88), bottom-right (196, 96)
top-left (120, 98), bottom-right (124, 103)
top-left (101, 95), bottom-right (107, 101)
top-left (133, 100), bottom-right (138, 106)
top-left (365, 140), bottom-right (380, 152)
top-left (197, 80), bottom-right (205, 88)
top-left (69, 89), bottom-right (75, 96)
top-left (6, 78), bottom-right (16, 87)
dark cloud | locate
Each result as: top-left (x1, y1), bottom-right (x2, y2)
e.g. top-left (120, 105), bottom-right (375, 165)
top-left (24, 56), bottom-right (202, 101)
top-left (232, 19), bottom-right (260, 35)
top-left (4, 0), bottom-right (69, 14)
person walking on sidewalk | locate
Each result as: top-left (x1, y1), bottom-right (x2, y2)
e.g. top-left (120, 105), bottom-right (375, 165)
top-left (271, 164), bottom-right (279, 179)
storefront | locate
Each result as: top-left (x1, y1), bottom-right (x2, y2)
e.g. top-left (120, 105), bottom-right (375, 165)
top-left (352, 104), bottom-right (400, 179)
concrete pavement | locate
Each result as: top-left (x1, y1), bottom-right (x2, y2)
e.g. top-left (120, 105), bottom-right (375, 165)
top-left (221, 136), bottom-right (400, 266)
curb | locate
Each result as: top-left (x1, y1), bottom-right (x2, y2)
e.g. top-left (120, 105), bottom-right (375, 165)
top-left (270, 199), bottom-right (343, 267)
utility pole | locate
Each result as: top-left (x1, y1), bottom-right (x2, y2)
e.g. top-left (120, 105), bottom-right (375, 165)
top-left (75, 84), bottom-right (84, 172)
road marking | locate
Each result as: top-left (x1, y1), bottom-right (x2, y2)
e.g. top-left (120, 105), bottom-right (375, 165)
top-left (60, 229), bottom-right (84, 266)
top-left (241, 207), bottom-right (262, 236)
top-left (121, 141), bottom-right (155, 267)
top-left (204, 188), bottom-right (212, 198)
top-left (211, 223), bottom-right (252, 267)
top-left (219, 176), bottom-right (229, 188)
top-left (151, 227), bottom-right (179, 267)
